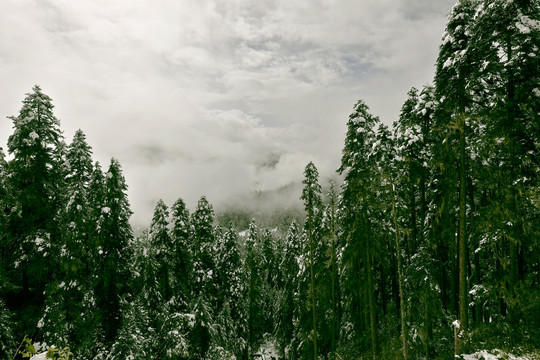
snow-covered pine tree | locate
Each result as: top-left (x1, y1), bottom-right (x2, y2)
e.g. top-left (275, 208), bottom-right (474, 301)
top-left (6, 86), bottom-right (64, 301)
top-left (322, 180), bottom-right (340, 360)
top-left (259, 227), bottom-right (277, 335)
top-left (214, 225), bottom-right (247, 357)
top-left (190, 196), bottom-right (217, 301)
top-left (84, 161), bottom-right (107, 353)
top-left (189, 196), bottom-right (217, 359)
top-left (435, 2), bottom-right (479, 342)
top-left (96, 158), bottom-right (133, 344)
top-left (337, 99), bottom-right (380, 359)
top-left (41, 130), bottom-right (95, 349)
top-left (275, 220), bottom-right (302, 358)
top-left (149, 199), bottom-right (173, 302)
top-left (301, 161), bottom-right (323, 360)
top-left (171, 197), bottom-right (192, 308)
top-left (245, 219), bottom-right (263, 359)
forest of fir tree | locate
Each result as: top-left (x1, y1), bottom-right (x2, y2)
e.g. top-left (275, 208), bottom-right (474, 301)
top-left (1, 0), bottom-right (540, 359)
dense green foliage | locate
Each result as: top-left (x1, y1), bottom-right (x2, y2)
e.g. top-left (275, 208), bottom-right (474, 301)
top-left (1, 1), bottom-right (539, 359)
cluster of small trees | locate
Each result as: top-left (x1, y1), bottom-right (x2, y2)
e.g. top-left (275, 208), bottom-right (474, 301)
top-left (1, 0), bottom-right (539, 358)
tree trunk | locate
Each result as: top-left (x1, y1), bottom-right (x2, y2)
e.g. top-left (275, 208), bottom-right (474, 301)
top-left (391, 184), bottom-right (408, 360)
top-left (308, 226), bottom-right (317, 360)
top-left (331, 234), bottom-right (336, 360)
top-left (457, 114), bottom-right (468, 354)
top-left (365, 245), bottom-right (377, 360)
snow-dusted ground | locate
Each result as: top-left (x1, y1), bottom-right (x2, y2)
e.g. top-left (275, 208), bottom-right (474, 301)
top-left (29, 352), bottom-right (47, 360)
top-left (460, 349), bottom-right (540, 360)
top-left (254, 336), bottom-right (279, 360)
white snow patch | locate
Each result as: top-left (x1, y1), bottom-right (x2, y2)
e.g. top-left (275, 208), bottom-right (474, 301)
top-left (516, 21), bottom-right (531, 34)
top-left (443, 58), bottom-right (453, 69)
top-left (29, 131), bottom-right (39, 140)
top-left (30, 352), bottom-right (47, 360)
top-left (255, 336), bottom-right (279, 360)
top-left (460, 349), bottom-right (537, 360)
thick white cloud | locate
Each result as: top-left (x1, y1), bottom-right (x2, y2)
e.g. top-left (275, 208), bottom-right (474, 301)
top-left (0, 0), bottom-right (456, 226)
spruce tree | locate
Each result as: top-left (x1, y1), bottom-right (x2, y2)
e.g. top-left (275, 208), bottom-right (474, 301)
top-left (191, 196), bottom-right (217, 300)
top-left (189, 196), bottom-right (217, 359)
top-left (6, 85), bottom-right (64, 299)
top-left (301, 161), bottom-right (323, 360)
top-left (96, 158), bottom-right (133, 344)
top-left (149, 199), bottom-right (173, 302)
top-left (215, 225), bottom-right (247, 357)
top-left (337, 99), bottom-right (380, 359)
top-left (245, 219), bottom-right (262, 358)
top-left (275, 220), bottom-right (302, 358)
top-left (171, 197), bottom-right (192, 307)
top-left (435, 2), bottom-right (479, 349)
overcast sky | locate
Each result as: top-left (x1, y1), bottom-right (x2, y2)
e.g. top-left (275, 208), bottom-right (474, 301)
top-left (0, 0), bottom-right (456, 227)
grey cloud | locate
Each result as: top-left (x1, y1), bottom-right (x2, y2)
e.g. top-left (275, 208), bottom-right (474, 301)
top-left (0, 0), bottom-right (457, 228)
top-left (399, 0), bottom-right (456, 21)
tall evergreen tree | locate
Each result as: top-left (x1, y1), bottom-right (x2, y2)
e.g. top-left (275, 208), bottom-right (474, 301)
top-left (149, 199), bottom-right (173, 302)
top-left (6, 85), bottom-right (64, 300)
top-left (435, 2), bottom-right (479, 349)
top-left (244, 219), bottom-right (263, 358)
top-left (215, 225), bottom-right (247, 358)
top-left (39, 129), bottom-right (95, 350)
top-left (171, 197), bottom-right (192, 307)
top-left (337, 99), bottom-right (380, 359)
top-left (275, 220), bottom-right (302, 359)
top-left (96, 158), bottom-right (133, 344)
top-left (189, 196), bottom-right (217, 359)
top-left (191, 196), bottom-right (217, 300)
top-left (301, 161), bottom-right (323, 360)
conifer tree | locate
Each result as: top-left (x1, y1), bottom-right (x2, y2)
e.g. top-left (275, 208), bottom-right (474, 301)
top-left (323, 180), bottom-right (340, 360)
top-left (171, 197), bottom-right (192, 306)
top-left (393, 86), bottom-right (439, 358)
top-left (337, 99), bottom-right (380, 359)
top-left (149, 199), bottom-right (173, 302)
top-left (189, 196), bottom-right (217, 359)
top-left (191, 196), bottom-right (217, 300)
top-left (435, 2), bottom-right (479, 348)
top-left (50, 130), bottom-right (95, 348)
top-left (215, 225), bottom-right (247, 357)
top-left (6, 85), bottom-right (64, 299)
top-left (96, 158), bottom-right (133, 344)
top-left (245, 219), bottom-right (263, 358)
top-left (275, 220), bottom-right (302, 358)
top-left (301, 161), bottom-right (323, 360)
top-left (259, 227), bottom-right (277, 335)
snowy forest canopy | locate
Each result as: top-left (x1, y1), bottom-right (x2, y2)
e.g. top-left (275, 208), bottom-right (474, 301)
top-left (1, 0), bottom-right (540, 359)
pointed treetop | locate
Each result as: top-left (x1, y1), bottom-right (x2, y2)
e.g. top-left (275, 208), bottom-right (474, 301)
top-left (301, 161), bottom-right (322, 215)
top-left (338, 99), bottom-right (380, 175)
top-left (67, 129), bottom-right (93, 186)
top-left (7, 85), bottom-right (62, 156)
